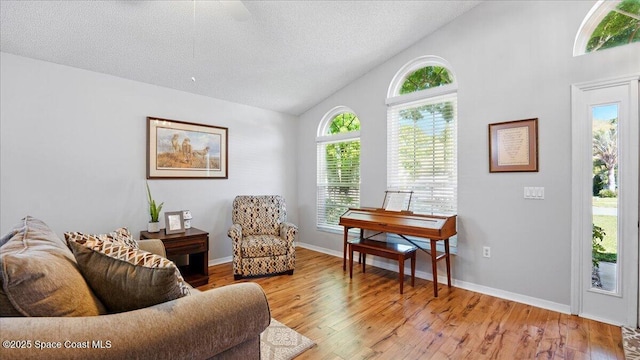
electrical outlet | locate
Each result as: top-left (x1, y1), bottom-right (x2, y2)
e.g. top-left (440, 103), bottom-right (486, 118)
top-left (483, 246), bottom-right (491, 258)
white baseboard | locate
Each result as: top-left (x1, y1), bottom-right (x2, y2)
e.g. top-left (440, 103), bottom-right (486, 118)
top-left (297, 242), bottom-right (343, 258)
top-left (208, 256), bottom-right (232, 267)
top-left (454, 279), bottom-right (570, 315)
top-left (576, 312), bottom-right (624, 327)
top-left (297, 242), bottom-right (571, 315)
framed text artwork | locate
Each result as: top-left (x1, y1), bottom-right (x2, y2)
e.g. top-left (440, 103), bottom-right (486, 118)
top-left (147, 117), bottom-right (228, 179)
top-left (488, 118), bottom-right (538, 173)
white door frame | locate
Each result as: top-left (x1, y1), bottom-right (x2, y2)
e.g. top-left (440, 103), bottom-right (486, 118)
top-left (570, 74), bottom-right (639, 326)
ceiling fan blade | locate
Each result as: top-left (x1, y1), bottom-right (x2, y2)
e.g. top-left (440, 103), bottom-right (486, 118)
top-left (219, 1), bottom-right (251, 22)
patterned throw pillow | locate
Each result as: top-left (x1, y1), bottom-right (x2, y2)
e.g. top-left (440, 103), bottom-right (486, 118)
top-left (78, 227), bottom-right (138, 249)
top-left (65, 232), bottom-right (190, 313)
top-left (68, 227), bottom-right (139, 249)
top-left (105, 227), bottom-right (139, 249)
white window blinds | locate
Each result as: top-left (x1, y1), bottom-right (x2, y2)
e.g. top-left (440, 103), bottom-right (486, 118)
top-left (387, 92), bottom-right (457, 216)
top-left (317, 138), bottom-right (360, 231)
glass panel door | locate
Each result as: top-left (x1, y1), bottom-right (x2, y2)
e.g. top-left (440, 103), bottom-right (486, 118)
top-left (571, 76), bottom-right (638, 327)
top-left (591, 104), bottom-right (619, 293)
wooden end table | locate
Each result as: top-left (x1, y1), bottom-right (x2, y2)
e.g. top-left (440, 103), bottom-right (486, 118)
top-left (140, 227), bottom-right (209, 287)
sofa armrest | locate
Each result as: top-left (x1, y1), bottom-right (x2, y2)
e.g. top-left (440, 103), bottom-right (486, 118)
top-left (138, 239), bottom-right (166, 258)
top-left (0, 283), bottom-right (271, 360)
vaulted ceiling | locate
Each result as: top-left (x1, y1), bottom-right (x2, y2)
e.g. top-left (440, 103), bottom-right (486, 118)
top-left (0, 1), bottom-right (480, 115)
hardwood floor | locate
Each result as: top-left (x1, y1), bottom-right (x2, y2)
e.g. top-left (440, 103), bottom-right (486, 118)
top-left (198, 247), bottom-right (624, 359)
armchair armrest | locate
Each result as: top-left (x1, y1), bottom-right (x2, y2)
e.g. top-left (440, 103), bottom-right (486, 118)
top-left (280, 222), bottom-right (297, 261)
top-left (280, 222), bottom-right (298, 244)
top-left (0, 283), bottom-right (271, 360)
top-left (227, 224), bottom-right (243, 243)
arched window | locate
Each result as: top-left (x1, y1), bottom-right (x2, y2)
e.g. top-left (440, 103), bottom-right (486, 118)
top-left (399, 66), bottom-right (453, 94)
top-left (574, 0), bottom-right (640, 56)
top-left (386, 56), bottom-right (457, 216)
top-left (316, 106), bottom-right (361, 231)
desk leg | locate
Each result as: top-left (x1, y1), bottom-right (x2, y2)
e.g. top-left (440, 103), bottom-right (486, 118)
top-left (358, 229), bottom-right (364, 264)
top-left (411, 252), bottom-right (416, 287)
top-left (431, 239), bottom-right (438, 297)
top-left (349, 243), bottom-right (354, 279)
top-left (343, 227), bottom-right (349, 271)
top-left (444, 238), bottom-right (452, 288)
top-left (399, 256), bottom-right (404, 294)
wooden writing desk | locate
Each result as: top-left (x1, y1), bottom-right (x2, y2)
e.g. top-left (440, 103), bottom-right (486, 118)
top-left (339, 208), bottom-right (457, 297)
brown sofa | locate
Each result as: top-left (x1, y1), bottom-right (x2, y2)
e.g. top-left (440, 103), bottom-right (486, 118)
top-left (0, 217), bottom-right (271, 359)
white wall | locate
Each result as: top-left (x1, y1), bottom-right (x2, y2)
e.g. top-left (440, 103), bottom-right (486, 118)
top-left (296, 0), bottom-right (640, 307)
top-left (0, 52), bottom-right (298, 262)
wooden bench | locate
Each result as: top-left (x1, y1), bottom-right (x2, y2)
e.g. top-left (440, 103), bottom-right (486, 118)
top-left (348, 239), bottom-right (417, 294)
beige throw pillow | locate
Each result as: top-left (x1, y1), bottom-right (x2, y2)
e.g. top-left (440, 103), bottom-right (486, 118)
top-left (0, 216), bottom-right (106, 317)
top-left (65, 232), bottom-right (190, 313)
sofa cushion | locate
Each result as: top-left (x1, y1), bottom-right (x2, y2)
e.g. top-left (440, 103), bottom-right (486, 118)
top-left (65, 232), bottom-right (190, 313)
top-left (0, 216), bottom-right (106, 317)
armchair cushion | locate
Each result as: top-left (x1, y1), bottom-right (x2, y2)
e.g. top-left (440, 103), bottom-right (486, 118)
top-left (242, 235), bottom-right (288, 257)
top-left (65, 232), bottom-right (190, 313)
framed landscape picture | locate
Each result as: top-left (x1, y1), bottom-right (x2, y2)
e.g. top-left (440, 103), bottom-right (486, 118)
top-left (147, 117), bottom-right (228, 179)
top-left (488, 118), bottom-right (538, 173)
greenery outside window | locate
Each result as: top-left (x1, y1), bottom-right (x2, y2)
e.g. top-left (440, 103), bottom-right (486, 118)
top-left (399, 66), bottom-right (453, 94)
top-left (316, 107), bottom-right (361, 231)
top-left (574, 0), bottom-right (640, 56)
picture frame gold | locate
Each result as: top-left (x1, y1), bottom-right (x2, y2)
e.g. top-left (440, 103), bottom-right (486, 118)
top-left (164, 211), bottom-right (185, 234)
top-left (147, 117), bottom-right (228, 179)
top-left (488, 118), bottom-right (539, 173)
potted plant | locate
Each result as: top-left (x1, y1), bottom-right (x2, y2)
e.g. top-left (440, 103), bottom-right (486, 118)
top-left (146, 182), bottom-right (164, 233)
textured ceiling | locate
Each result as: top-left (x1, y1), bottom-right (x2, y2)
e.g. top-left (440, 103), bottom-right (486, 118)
top-left (0, 1), bottom-right (480, 115)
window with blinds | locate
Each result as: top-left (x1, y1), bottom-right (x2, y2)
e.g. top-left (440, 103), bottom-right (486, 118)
top-left (387, 61), bottom-right (457, 217)
top-left (317, 109), bottom-right (361, 231)
top-left (387, 93), bottom-right (457, 216)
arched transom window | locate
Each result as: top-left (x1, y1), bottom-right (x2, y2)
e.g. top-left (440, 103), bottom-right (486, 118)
top-left (574, 0), bottom-right (640, 56)
top-left (316, 106), bottom-right (361, 231)
top-left (399, 65), bottom-right (454, 94)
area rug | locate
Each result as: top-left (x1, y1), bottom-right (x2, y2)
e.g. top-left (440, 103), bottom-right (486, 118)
top-left (622, 326), bottom-right (640, 359)
top-left (260, 318), bottom-right (315, 360)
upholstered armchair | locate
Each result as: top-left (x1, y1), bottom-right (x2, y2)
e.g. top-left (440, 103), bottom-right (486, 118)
top-left (228, 195), bottom-right (297, 279)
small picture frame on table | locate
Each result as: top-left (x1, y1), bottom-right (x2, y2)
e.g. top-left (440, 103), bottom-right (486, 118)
top-left (164, 211), bottom-right (185, 234)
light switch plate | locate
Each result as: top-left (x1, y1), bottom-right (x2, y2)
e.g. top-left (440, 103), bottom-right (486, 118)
top-left (524, 187), bottom-right (545, 200)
